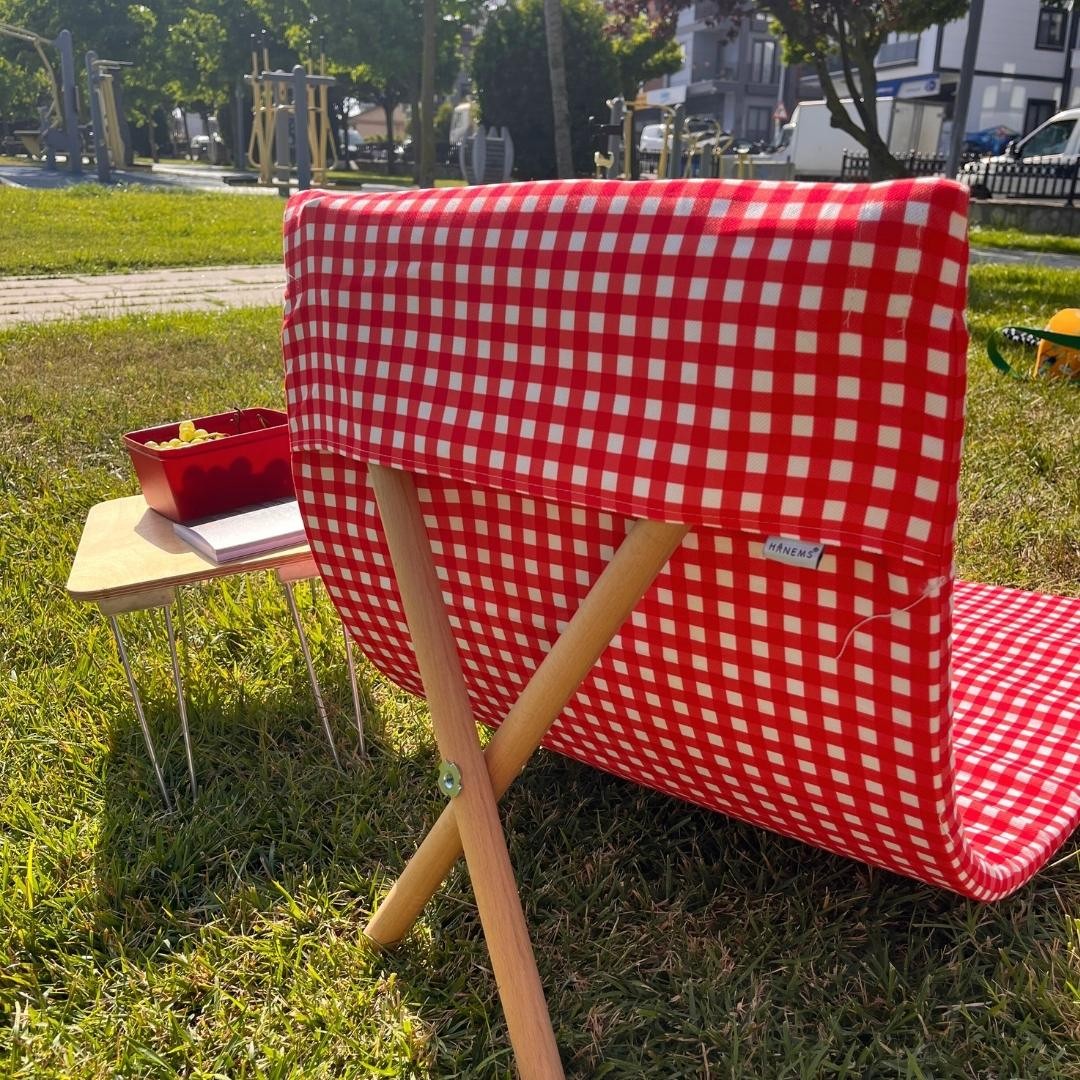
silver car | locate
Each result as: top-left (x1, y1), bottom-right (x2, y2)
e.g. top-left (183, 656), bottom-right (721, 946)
top-left (959, 108), bottom-right (1080, 199)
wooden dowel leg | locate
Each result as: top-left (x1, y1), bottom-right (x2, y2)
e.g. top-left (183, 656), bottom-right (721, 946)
top-left (365, 516), bottom-right (689, 948)
top-left (368, 464), bottom-right (565, 1080)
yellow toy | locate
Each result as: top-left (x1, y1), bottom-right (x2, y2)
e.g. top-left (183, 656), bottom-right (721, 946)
top-left (1034, 308), bottom-right (1080, 381)
top-left (988, 308), bottom-right (1080, 384)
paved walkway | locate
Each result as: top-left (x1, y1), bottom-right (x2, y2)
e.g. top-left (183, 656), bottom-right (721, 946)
top-left (2, 246), bottom-right (1079, 329)
top-left (0, 264), bottom-right (286, 327)
top-left (969, 245), bottom-right (1080, 270)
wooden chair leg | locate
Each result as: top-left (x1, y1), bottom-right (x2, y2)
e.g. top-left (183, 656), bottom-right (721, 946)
top-left (365, 513), bottom-right (689, 948)
top-left (368, 464), bottom-right (566, 1080)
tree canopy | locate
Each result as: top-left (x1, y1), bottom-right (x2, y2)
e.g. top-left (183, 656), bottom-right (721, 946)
top-left (472, 0), bottom-right (681, 178)
top-left (1, 0), bottom-right (681, 176)
top-left (0, 0), bottom-right (477, 167)
top-left (609, 0), bottom-right (972, 179)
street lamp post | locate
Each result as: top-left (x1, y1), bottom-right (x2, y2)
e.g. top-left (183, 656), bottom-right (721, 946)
top-left (945, 0), bottom-right (985, 178)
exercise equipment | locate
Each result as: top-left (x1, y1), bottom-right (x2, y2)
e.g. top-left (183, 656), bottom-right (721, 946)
top-left (86, 52), bottom-right (133, 182)
top-left (460, 125), bottom-right (514, 184)
top-left (683, 120), bottom-right (733, 179)
top-left (590, 98), bottom-right (634, 180)
top-left (246, 34), bottom-right (335, 193)
top-left (0, 23), bottom-right (81, 173)
top-left (305, 37), bottom-right (337, 185)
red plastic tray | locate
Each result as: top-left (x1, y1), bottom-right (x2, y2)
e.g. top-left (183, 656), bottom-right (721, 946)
top-left (124, 407), bottom-right (293, 524)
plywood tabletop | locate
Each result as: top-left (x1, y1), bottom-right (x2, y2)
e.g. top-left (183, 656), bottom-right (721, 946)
top-left (66, 495), bottom-right (317, 606)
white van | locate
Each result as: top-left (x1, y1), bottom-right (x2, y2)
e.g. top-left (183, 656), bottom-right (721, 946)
top-left (958, 107), bottom-right (1080, 198)
top-left (752, 97), bottom-right (944, 179)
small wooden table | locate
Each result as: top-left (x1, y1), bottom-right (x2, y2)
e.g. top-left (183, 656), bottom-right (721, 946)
top-left (67, 495), bottom-right (364, 808)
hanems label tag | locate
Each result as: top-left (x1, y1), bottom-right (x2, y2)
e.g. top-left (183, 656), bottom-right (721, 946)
top-left (762, 535), bottom-right (825, 569)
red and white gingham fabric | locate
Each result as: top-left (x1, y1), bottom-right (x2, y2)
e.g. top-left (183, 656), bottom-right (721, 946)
top-left (282, 178), bottom-right (1080, 901)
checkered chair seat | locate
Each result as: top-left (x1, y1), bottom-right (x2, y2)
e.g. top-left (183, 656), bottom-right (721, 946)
top-left (282, 178), bottom-right (1080, 902)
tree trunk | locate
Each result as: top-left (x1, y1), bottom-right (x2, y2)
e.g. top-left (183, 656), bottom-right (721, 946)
top-left (411, 98), bottom-right (422, 184)
top-left (810, 54), bottom-right (905, 181)
top-left (864, 138), bottom-right (906, 180)
top-left (384, 97), bottom-right (397, 176)
top-left (543, 0), bottom-right (574, 178)
top-left (419, 0), bottom-right (437, 188)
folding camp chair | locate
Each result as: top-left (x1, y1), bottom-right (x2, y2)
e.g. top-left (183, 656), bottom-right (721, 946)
top-left (281, 177), bottom-right (1080, 1078)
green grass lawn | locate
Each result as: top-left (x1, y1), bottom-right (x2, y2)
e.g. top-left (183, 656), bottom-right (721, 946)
top-left (0, 183), bottom-right (1073, 280)
top-left (970, 225), bottom-right (1080, 258)
top-left (1, 187), bottom-right (288, 276)
top-left (0, 266), bottom-right (1079, 1076)
top-left (0, 180), bottom-right (461, 277)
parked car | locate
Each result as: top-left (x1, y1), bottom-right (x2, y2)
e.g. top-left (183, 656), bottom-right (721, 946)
top-left (731, 137), bottom-right (770, 155)
top-left (963, 124), bottom-right (1020, 157)
top-left (189, 132), bottom-right (224, 161)
top-left (638, 122), bottom-right (666, 158)
top-left (958, 107), bottom-right (1080, 198)
top-left (638, 117), bottom-right (719, 156)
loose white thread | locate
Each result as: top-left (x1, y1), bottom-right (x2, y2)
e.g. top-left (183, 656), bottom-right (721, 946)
top-left (834, 576), bottom-right (949, 660)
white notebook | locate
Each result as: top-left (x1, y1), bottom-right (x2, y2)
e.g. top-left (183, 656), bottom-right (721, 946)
top-left (172, 498), bottom-right (306, 564)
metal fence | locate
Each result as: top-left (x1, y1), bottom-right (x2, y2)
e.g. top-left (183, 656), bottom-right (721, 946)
top-left (840, 151), bottom-right (957, 181)
top-left (841, 150), bottom-right (1080, 204)
top-left (958, 156), bottom-right (1080, 204)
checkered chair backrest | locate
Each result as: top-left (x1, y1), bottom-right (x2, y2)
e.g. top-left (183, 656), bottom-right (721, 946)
top-left (283, 178), bottom-right (983, 895)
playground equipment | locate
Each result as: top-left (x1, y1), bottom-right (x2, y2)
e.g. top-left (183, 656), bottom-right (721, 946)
top-left (0, 23), bottom-right (81, 173)
top-left (246, 34), bottom-right (336, 193)
top-left (85, 52), bottom-right (133, 182)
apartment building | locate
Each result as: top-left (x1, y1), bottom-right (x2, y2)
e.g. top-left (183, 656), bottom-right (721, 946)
top-left (658, 1), bottom-right (1078, 144)
top-left (870, 0), bottom-right (1078, 139)
top-left (662, 4), bottom-right (787, 141)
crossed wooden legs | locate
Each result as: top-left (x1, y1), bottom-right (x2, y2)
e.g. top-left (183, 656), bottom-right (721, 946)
top-left (367, 463), bottom-right (688, 1078)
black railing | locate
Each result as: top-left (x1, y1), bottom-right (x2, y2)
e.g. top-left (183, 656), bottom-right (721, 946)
top-left (958, 156), bottom-right (1080, 205)
top-left (841, 150), bottom-right (1080, 204)
top-left (840, 151), bottom-right (953, 180)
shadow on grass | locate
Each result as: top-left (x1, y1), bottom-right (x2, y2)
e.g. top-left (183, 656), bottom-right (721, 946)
top-left (86, 638), bottom-right (1080, 1077)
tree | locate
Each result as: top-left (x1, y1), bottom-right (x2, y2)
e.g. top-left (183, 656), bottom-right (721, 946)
top-left (418, 0), bottom-right (436, 186)
top-left (474, 0), bottom-right (677, 179)
top-left (289, 0), bottom-right (473, 177)
top-left (0, 53), bottom-right (47, 137)
top-left (543, 0), bottom-right (573, 178)
top-left (611, 0), bottom-right (971, 180)
top-left (0, 0), bottom-right (192, 160)
top-left (607, 13), bottom-right (683, 100)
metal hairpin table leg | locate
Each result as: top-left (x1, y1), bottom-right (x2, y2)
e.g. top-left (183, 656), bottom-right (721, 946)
top-left (343, 625), bottom-right (366, 757)
top-left (163, 602), bottom-right (197, 800)
top-left (107, 614), bottom-right (173, 811)
top-left (280, 577), bottom-right (341, 767)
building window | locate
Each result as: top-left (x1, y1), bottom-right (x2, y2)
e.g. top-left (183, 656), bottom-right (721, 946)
top-left (1036, 5), bottom-right (1067, 49)
top-left (744, 105), bottom-right (772, 139)
top-left (1024, 98), bottom-right (1058, 135)
top-left (877, 32), bottom-right (920, 66)
top-left (749, 39), bottom-right (779, 84)
top-left (714, 43), bottom-right (734, 81)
